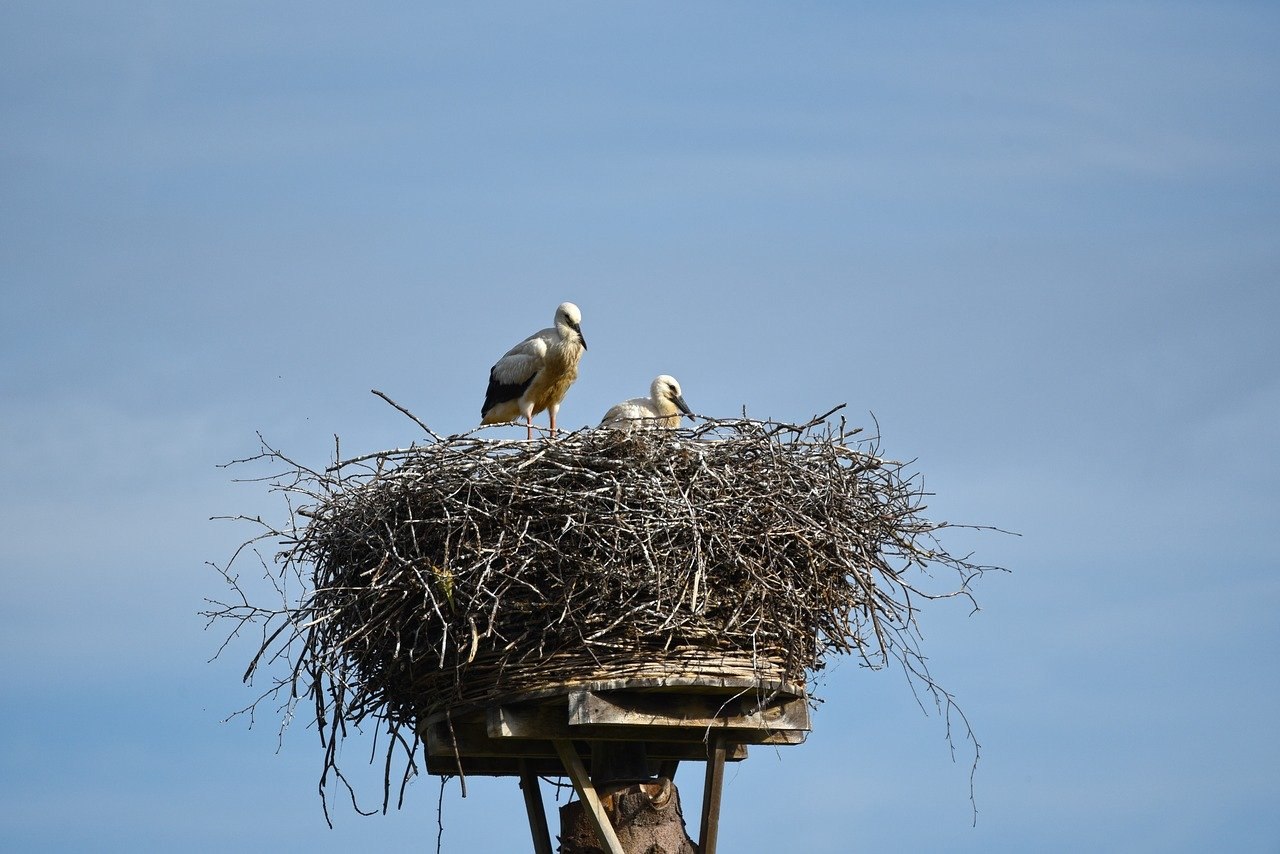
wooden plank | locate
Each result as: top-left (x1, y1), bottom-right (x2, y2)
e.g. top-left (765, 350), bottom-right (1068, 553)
top-left (431, 717), bottom-right (750, 759)
top-left (426, 745), bottom-right (747, 777)
top-left (420, 675), bottom-right (808, 728)
top-left (427, 755), bottom-right (568, 777)
top-left (427, 719), bottom-right (560, 758)
top-left (698, 736), bottom-right (728, 854)
top-left (553, 740), bottom-right (626, 854)
top-left (488, 702), bottom-right (570, 740)
top-left (571, 723), bottom-right (804, 747)
top-left (568, 689), bottom-right (810, 733)
top-left (519, 761), bottom-right (554, 854)
top-left (486, 701), bottom-right (791, 746)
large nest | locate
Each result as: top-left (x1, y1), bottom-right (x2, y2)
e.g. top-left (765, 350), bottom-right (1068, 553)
top-left (207, 405), bottom-right (995, 814)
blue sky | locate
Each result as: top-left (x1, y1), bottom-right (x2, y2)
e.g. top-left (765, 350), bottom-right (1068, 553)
top-left (2, 2), bottom-right (1278, 851)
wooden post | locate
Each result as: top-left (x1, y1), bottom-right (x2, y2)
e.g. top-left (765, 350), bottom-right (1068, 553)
top-left (698, 736), bottom-right (727, 854)
top-left (518, 760), bottom-right (553, 854)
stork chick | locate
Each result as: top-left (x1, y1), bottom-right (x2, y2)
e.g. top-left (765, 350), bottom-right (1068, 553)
top-left (600, 375), bottom-right (693, 431)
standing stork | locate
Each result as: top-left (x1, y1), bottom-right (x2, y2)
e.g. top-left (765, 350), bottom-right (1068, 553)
top-left (600, 375), bottom-right (693, 431)
top-left (481, 302), bottom-right (587, 439)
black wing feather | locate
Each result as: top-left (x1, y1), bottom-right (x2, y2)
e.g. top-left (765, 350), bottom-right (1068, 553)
top-left (481, 369), bottom-right (535, 418)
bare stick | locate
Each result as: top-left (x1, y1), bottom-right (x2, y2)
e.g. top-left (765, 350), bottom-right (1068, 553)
top-left (370, 388), bottom-right (441, 440)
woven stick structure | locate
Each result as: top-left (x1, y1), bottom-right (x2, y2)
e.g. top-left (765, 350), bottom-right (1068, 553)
top-left (206, 405), bottom-right (996, 817)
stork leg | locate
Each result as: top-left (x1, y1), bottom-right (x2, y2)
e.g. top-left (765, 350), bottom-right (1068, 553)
top-left (520, 401), bottom-right (536, 440)
top-left (548, 404), bottom-right (560, 438)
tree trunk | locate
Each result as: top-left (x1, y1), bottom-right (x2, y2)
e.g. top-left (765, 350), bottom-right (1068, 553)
top-left (558, 777), bottom-right (697, 854)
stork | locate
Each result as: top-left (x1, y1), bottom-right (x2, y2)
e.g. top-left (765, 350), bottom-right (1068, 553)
top-left (481, 302), bottom-right (587, 439)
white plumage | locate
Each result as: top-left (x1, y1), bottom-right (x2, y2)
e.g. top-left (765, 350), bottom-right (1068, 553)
top-left (481, 302), bottom-right (587, 439)
top-left (600, 375), bottom-right (693, 431)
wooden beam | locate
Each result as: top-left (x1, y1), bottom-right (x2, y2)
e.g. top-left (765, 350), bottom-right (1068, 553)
top-left (429, 716), bottom-right (750, 761)
top-left (518, 761), bottom-right (553, 854)
top-left (491, 700), bottom-right (799, 745)
top-left (552, 740), bottom-right (627, 854)
top-left (427, 748), bottom-right (745, 777)
top-left (590, 741), bottom-right (649, 788)
top-left (698, 736), bottom-right (727, 854)
top-left (488, 702), bottom-right (571, 739)
top-left (428, 719), bottom-right (563, 758)
top-left (568, 689), bottom-right (810, 734)
top-left (426, 755), bottom-right (570, 777)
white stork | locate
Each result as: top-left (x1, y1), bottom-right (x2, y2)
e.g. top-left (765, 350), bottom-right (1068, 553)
top-left (600, 375), bottom-right (693, 431)
top-left (480, 302), bottom-right (587, 439)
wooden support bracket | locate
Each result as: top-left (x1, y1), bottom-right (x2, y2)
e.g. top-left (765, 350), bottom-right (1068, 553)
top-left (552, 739), bottom-right (627, 854)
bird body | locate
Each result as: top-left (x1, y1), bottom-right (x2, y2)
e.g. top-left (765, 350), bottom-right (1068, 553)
top-left (600, 375), bottom-right (693, 430)
top-left (481, 302), bottom-right (587, 438)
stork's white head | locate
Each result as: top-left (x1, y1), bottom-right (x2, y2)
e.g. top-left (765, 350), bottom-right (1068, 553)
top-left (555, 302), bottom-right (586, 349)
top-left (652, 375), bottom-right (693, 419)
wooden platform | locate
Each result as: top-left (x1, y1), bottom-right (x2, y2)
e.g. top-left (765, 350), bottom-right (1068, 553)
top-left (421, 676), bottom-right (811, 854)
top-left (421, 675), bottom-right (810, 777)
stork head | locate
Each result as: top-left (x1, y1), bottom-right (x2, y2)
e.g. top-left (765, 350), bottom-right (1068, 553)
top-left (555, 302), bottom-right (586, 349)
top-left (653, 374), bottom-right (693, 419)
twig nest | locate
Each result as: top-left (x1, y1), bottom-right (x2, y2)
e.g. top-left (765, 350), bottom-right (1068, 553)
top-left (284, 414), bottom-right (974, 724)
